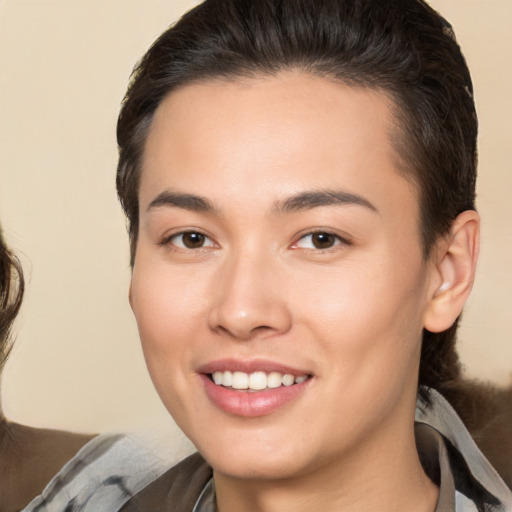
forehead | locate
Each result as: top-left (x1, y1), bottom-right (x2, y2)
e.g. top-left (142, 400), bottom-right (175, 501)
top-left (140, 72), bottom-right (419, 219)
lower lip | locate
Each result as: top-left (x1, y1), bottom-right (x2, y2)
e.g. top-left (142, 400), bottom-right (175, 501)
top-left (200, 375), bottom-right (311, 417)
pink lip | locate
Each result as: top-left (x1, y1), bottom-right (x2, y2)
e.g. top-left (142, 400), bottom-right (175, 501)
top-left (197, 359), bottom-right (313, 418)
top-left (197, 358), bottom-right (310, 376)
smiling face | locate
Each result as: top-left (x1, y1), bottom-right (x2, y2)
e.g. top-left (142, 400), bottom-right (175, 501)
top-left (130, 73), bottom-right (439, 481)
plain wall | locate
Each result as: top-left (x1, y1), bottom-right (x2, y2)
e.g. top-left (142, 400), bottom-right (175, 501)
top-left (0, 0), bottom-right (510, 435)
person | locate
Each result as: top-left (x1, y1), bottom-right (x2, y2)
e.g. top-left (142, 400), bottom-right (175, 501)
top-left (111, 0), bottom-right (511, 510)
top-left (0, 227), bottom-right (94, 510)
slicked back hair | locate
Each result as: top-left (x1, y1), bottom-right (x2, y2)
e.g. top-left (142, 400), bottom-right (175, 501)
top-left (116, 0), bottom-right (478, 401)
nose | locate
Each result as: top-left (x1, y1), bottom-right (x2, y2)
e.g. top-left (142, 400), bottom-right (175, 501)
top-left (208, 251), bottom-right (292, 341)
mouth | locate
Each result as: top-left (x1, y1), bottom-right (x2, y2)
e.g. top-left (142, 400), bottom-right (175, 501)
top-left (208, 370), bottom-right (310, 391)
top-left (198, 361), bottom-right (313, 417)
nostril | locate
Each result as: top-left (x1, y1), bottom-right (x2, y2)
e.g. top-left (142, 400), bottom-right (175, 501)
top-left (214, 323), bottom-right (274, 340)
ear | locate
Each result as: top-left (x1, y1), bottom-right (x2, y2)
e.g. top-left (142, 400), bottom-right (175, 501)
top-left (423, 210), bottom-right (480, 333)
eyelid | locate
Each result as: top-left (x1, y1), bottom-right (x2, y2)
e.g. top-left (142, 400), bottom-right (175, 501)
top-left (161, 229), bottom-right (218, 249)
top-left (291, 229), bottom-right (352, 250)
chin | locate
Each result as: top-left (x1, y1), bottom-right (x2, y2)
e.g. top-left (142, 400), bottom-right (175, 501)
top-left (189, 425), bottom-right (326, 481)
top-left (207, 449), bottom-right (310, 481)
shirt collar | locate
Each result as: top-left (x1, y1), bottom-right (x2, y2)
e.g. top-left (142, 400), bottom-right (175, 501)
top-left (416, 387), bottom-right (512, 510)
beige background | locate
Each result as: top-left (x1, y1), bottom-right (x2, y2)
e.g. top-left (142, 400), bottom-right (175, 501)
top-left (0, 0), bottom-right (510, 435)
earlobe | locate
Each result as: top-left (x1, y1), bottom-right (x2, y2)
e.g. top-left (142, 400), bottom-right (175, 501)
top-left (423, 210), bottom-right (480, 333)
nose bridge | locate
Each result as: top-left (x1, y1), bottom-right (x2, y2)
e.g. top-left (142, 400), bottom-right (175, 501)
top-left (209, 244), bottom-right (291, 340)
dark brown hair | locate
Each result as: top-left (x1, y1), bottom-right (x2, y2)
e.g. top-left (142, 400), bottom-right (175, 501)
top-left (116, 0), bottom-right (478, 400)
top-left (0, 228), bottom-right (24, 372)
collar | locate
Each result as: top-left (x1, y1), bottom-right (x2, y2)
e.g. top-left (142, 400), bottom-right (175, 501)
top-left (416, 388), bottom-right (512, 510)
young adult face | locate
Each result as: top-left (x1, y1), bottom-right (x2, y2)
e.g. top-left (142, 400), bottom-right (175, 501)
top-left (130, 73), bottom-right (442, 481)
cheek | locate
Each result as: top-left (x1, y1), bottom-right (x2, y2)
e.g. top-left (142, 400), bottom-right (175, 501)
top-left (294, 250), bottom-right (427, 370)
top-left (129, 262), bottom-right (211, 420)
top-left (130, 259), bottom-right (209, 368)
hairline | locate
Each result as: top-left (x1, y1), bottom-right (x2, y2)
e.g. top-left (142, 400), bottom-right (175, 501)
top-left (126, 69), bottom-right (435, 266)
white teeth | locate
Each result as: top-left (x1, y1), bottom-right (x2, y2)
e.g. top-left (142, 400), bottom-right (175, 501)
top-left (222, 370), bottom-right (232, 387)
top-left (282, 374), bottom-right (295, 386)
top-left (249, 371), bottom-right (268, 390)
top-left (267, 372), bottom-right (283, 389)
top-left (232, 371), bottom-right (249, 389)
top-left (210, 370), bottom-right (309, 390)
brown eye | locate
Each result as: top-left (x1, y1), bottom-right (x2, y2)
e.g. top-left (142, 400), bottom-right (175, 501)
top-left (169, 231), bottom-right (215, 249)
top-left (182, 232), bottom-right (205, 248)
top-left (311, 233), bottom-right (336, 249)
top-left (294, 231), bottom-right (344, 250)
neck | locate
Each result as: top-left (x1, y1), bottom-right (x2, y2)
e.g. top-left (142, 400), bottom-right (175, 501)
top-left (214, 406), bottom-right (438, 512)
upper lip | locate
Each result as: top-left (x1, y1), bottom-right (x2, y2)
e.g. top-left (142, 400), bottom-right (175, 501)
top-left (196, 358), bottom-right (311, 377)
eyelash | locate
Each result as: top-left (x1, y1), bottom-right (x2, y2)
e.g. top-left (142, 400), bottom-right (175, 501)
top-left (160, 229), bottom-right (351, 252)
top-left (291, 230), bottom-right (351, 251)
top-left (161, 230), bottom-right (217, 250)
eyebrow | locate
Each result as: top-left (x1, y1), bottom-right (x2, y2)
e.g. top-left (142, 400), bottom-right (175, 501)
top-left (275, 190), bottom-right (378, 214)
top-left (147, 191), bottom-right (216, 213)
top-left (146, 188), bottom-right (377, 216)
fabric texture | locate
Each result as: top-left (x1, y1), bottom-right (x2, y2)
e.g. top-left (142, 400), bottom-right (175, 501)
top-left (119, 451), bottom-right (212, 512)
top-left (21, 433), bottom-right (182, 512)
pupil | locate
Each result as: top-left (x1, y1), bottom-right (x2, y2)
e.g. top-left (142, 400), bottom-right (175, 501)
top-left (312, 233), bottom-right (335, 249)
top-left (183, 232), bottom-right (205, 248)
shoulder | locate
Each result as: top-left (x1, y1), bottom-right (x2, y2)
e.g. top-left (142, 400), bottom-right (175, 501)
top-left (437, 379), bottom-right (512, 489)
top-left (0, 422), bottom-right (93, 512)
top-left (21, 432), bottom-right (181, 512)
top-left (119, 452), bottom-right (212, 512)
top-left (416, 388), bottom-right (512, 512)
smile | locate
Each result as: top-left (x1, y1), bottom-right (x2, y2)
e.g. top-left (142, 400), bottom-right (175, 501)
top-left (199, 361), bottom-right (313, 417)
top-left (211, 370), bottom-right (309, 391)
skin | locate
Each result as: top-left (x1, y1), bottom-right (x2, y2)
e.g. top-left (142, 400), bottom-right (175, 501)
top-left (130, 72), bottom-right (475, 512)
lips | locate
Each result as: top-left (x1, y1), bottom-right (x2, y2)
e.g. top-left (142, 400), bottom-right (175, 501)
top-left (197, 359), bottom-right (313, 417)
